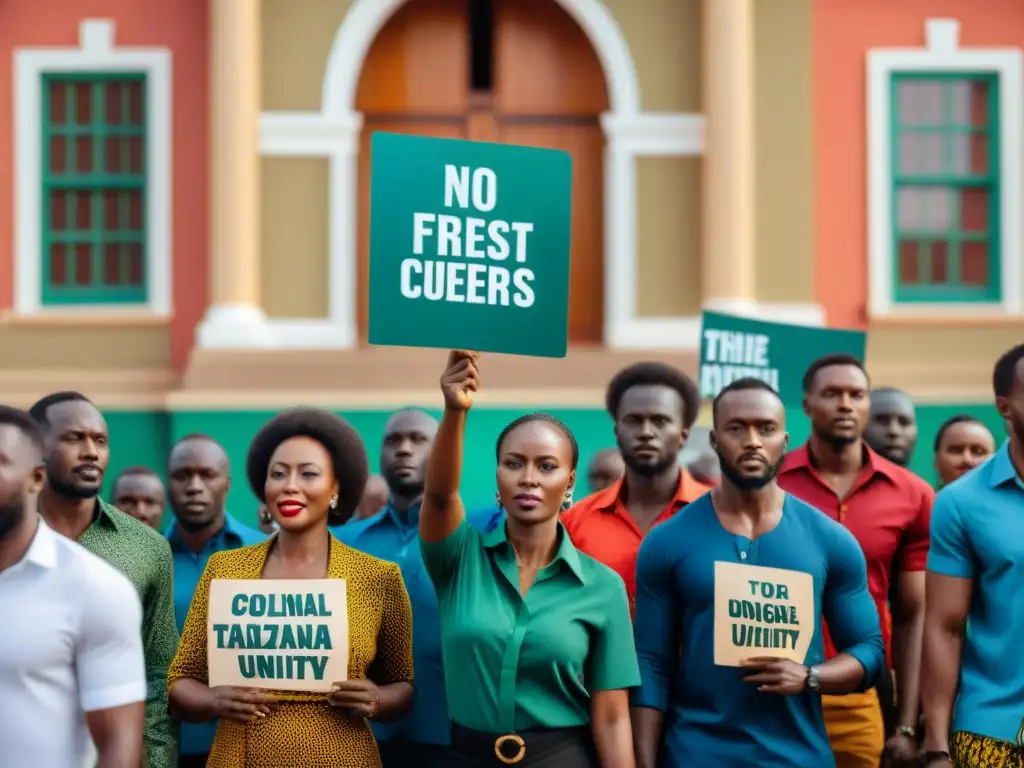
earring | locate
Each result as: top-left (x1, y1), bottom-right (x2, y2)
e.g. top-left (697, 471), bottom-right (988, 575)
top-left (329, 496), bottom-right (338, 510)
top-left (494, 491), bottom-right (504, 511)
top-left (560, 490), bottom-right (574, 513)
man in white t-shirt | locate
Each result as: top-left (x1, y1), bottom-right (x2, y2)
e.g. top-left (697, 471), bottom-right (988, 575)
top-left (0, 405), bottom-right (147, 767)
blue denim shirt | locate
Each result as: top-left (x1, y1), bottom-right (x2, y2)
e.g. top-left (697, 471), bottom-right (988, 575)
top-left (331, 504), bottom-right (504, 745)
top-left (166, 515), bottom-right (266, 755)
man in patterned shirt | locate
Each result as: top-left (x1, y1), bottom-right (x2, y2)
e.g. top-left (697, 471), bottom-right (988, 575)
top-left (30, 391), bottom-right (179, 768)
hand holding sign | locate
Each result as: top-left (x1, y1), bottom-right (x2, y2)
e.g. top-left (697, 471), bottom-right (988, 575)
top-left (328, 678), bottom-right (382, 719)
top-left (441, 350), bottom-right (480, 411)
top-left (739, 657), bottom-right (809, 695)
top-left (209, 685), bottom-right (278, 722)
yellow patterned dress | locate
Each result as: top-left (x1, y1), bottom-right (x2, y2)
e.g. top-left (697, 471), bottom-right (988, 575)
top-left (167, 536), bottom-right (414, 768)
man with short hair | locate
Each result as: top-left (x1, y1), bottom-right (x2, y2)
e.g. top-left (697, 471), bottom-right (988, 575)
top-left (164, 433), bottom-right (264, 767)
top-left (632, 378), bottom-right (883, 767)
top-left (0, 404), bottom-right (147, 767)
top-left (334, 408), bottom-right (450, 768)
top-left (777, 356), bottom-right (933, 768)
top-left (29, 391), bottom-right (179, 768)
top-left (865, 387), bottom-right (919, 467)
top-left (585, 447), bottom-right (625, 493)
top-left (922, 344), bottom-right (1024, 768)
top-left (563, 362), bottom-right (712, 611)
top-left (112, 466), bottom-right (166, 530)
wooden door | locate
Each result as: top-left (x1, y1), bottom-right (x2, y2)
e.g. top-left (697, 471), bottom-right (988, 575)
top-left (355, 0), bottom-right (609, 343)
top-left (355, 0), bottom-right (469, 336)
top-left (493, 0), bottom-right (608, 343)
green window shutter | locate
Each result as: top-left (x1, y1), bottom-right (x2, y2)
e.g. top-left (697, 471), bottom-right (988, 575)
top-left (40, 73), bottom-right (148, 306)
top-left (889, 72), bottom-right (1001, 304)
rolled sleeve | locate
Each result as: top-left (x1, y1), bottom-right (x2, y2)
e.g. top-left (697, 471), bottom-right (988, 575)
top-left (420, 517), bottom-right (474, 591)
top-left (77, 565), bottom-right (147, 712)
top-left (926, 490), bottom-right (975, 580)
top-left (588, 573), bottom-right (640, 692)
top-left (630, 531), bottom-right (679, 711)
top-left (369, 563), bottom-right (415, 685)
top-left (822, 526), bottom-right (885, 690)
top-left (897, 484), bottom-right (934, 572)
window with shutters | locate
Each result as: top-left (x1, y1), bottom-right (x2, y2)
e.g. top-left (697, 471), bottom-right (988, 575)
top-left (41, 73), bottom-right (148, 305)
top-left (889, 73), bottom-right (1000, 303)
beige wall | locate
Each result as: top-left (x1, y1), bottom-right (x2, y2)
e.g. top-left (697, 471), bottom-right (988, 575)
top-left (606, 0), bottom-right (701, 112)
top-left (868, 324), bottom-right (1023, 397)
top-left (753, 0), bottom-right (815, 304)
top-left (0, 324), bottom-right (170, 367)
top-left (262, 0), bottom-right (355, 111)
top-left (260, 158), bottom-right (331, 319)
top-left (635, 157), bottom-right (703, 316)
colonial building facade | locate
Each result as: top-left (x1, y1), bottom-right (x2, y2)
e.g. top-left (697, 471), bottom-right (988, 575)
top-left (0, 0), bottom-right (1019, 510)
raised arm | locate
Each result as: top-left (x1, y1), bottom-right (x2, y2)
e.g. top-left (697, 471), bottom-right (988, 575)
top-left (921, 490), bottom-right (973, 762)
top-left (820, 525), bottom-right (885, 693)
top-left (420, 350), bottom-right (479, 544)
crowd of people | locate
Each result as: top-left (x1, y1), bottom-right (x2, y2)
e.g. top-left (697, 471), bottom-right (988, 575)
top-left (0, 341), bottom-right (1020, 768)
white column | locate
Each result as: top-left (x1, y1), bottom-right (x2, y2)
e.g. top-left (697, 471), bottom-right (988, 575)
top-left (196, 0), bottom-right (269, 348)
top-left (701, 0), bottom-right (756, 312)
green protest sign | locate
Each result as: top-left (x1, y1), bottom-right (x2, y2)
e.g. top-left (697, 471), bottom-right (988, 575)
top-left (207, 579), bottom-right (349, 693)
top-left (368, 132), bottom-right (573, 358)
top-left (699, 311), bottom-right (867, 406)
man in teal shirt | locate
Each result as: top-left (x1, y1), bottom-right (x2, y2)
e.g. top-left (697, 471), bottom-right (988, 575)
top-left (30, 391), bottom-right (179, 768)
top-left (164, 434), bottom-right (264, 767)
top-left (922, 344), bottom-right (1024, 768)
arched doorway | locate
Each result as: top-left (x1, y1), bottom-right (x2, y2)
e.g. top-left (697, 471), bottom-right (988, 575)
top-left (355, 0), bottom-right (609, 344)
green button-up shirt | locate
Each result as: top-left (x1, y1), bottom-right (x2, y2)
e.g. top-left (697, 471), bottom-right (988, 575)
top-left (421, 517), bottom-right (639, 733)
top-left (78, 498), bottom-right (179, 767)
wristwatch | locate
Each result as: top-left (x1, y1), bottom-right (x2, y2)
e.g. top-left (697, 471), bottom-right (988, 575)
top-left (897, 725), bottom-right (917, 739)
top-left (804, 665), bottom-right (821, 692)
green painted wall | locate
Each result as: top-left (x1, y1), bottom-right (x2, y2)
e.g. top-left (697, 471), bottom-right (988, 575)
top-left (99, 403), bottom-right (1005, 530)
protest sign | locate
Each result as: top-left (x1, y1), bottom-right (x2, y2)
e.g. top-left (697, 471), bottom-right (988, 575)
top-left (207, 579), bottom-right (348, 693)
top-left (368, 132), bottom-right (573, 358)
top-left (699, 312), bottom-right (867, 406)
top-left (713, 562), bottom-right (814, 667)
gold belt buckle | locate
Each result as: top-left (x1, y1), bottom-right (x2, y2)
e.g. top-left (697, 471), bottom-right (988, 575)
top-left (494, 733), bottom-right (526, 764)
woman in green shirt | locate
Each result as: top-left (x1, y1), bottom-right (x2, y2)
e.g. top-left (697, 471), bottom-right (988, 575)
top-left (419, 350), bottom-right (640, 767)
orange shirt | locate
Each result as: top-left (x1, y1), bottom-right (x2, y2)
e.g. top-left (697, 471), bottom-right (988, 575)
top-left (561, 470), bottom-right (713, 612)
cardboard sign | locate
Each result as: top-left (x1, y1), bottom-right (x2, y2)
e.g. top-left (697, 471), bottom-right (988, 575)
top-left (207, 579), bottom-right (348, 693)
top-left (713, 561), bottom-right (814, 667)
top-left (368, 132), bottom-right (573, 358)
top-left (699, 312), bottom-right (867, 406)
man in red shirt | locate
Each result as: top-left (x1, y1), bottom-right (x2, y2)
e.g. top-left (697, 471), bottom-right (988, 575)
top-left (562, 362), bottom-right (712, 610)
top-left (777, 354), bottom-right (932, 768)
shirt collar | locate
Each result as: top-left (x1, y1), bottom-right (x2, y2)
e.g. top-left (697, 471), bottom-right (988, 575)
top-left (165, 513), bottom-right (249, 551)
top-left (481, 519), bottom-right (586, 584)
top-left (988, 442), bottom-right (1022, 489)
top-left (380, 500), bottom-right (422, 530)
top-left (21, 516), bottom-right (58, 569)
top-left (781, 443), bottom-right (899, 484)
top-left (93, 497), bottom-right (123, 531)
top-left (592, 469), bottom-right (707, 512)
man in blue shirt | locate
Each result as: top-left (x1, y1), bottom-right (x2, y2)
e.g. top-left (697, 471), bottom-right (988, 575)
top-left (632, 378), bottom-right (884, 768)
top-left (163, 434), bottom-right (264, 768)
top-left (922, 343), bottom-right (1024, 768)
top-left (333, 408), bottom-right (449, 767)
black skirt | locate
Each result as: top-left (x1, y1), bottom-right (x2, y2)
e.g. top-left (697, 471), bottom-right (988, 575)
top-left (449, 723), bottom-right (598, 767)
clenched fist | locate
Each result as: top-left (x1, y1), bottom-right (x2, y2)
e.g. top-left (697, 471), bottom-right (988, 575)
top-left (441, 350), bottom-right (480, 412)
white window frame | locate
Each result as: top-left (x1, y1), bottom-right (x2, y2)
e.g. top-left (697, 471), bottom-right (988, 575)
top-left (866, 18), bottom-right (1023, 318)
top-left (13, 18), bottom-right (172, 317)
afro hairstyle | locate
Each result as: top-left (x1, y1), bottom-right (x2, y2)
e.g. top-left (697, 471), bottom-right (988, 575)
top-left (246, 407), bottom-right (369, 527)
